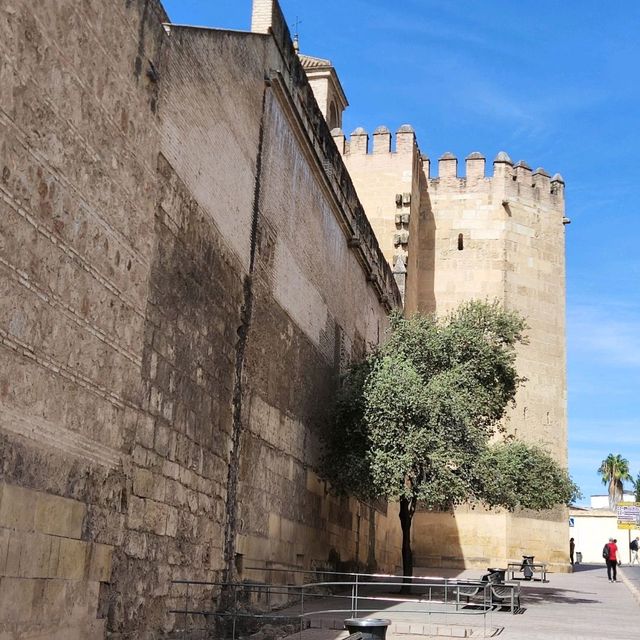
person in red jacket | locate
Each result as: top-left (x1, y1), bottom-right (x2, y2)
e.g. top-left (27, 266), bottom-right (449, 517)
top-left (605, 538), bottom-right (619, 582)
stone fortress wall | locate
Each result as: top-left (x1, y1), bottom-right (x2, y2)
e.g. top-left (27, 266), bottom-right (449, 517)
top-left (337, 127), bottom-right (569, 570)
top-left (0, 0), bottom-right (571, 637)
top-left (0, 1), bottom-right (403, 638)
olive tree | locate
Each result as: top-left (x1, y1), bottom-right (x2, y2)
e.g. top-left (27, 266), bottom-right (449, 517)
top-left (323, 301), bottom-right (578, 582)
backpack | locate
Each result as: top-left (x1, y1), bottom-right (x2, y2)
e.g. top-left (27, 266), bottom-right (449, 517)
top-left (602, 544), bottom-right (610, 559)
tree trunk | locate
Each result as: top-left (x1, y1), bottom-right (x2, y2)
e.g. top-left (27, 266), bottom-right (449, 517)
top-left (609, 479), bottom-right (620, 511)
top-left (399, 496), bottom-right (416, 594)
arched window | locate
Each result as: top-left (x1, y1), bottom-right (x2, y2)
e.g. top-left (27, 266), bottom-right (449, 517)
top-left (457, 233), bottom-right (464, 251)
top-left (327, 101), bottom-right (339, 130)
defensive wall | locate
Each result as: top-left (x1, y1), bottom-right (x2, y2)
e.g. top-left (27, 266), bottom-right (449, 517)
top-left (334, 125), bottom-right (421, 301)
top-left (337, 128), bottom-right (569, 570)
top-left (0, 0), bottom-right (573, 636)
top-left (0, 1), bottom-right (402, 638)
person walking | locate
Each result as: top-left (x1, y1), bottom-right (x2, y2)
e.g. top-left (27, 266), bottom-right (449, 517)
top-left (604, 537), bottom-right (619, 582)
top-left (630, 536), bottom-right (640, 565)
top-left (569, 537), bottom-right (575, 565)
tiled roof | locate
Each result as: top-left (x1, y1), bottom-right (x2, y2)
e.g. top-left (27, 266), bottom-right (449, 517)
top-left (298, 53), bottom-right (332, 69)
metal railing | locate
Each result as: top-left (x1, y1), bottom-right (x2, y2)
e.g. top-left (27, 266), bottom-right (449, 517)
top-left (169, 570), bottom-right (501, 639)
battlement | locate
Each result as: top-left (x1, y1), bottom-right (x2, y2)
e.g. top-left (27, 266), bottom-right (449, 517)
top-left (334, 129), bottom-right (565, 208)
top-left (425, 150), bottom-right (565, 208)
top-left (425, 150), bottom-right (562, 184)
top-left (332, 124), bottom-right (418, 156)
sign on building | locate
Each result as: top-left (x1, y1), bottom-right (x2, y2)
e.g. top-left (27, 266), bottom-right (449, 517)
top-left (616, 502), bottom-right (640, 529)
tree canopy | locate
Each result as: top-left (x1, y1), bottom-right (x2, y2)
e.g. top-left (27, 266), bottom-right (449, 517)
top-left (479, 441), bottom-right (579, 510)
top-left (323, 301), bottom-right (579, 576)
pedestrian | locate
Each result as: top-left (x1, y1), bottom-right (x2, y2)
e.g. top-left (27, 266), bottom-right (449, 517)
top-left (569, 537), bottom-right (575, 565)
top-left (630, 536), bottom-right (639, 565)
top-left (603, 537), bottom-right (618, 582)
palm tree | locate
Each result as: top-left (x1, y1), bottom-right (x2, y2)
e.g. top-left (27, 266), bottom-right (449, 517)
top-left (598, 454), bottom-right (633, 510)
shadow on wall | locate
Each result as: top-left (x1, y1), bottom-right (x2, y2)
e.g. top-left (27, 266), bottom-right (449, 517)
top-left (412, 506), bottom-right (465, 573)
top-left (405, 167), bottom-right (435, 315)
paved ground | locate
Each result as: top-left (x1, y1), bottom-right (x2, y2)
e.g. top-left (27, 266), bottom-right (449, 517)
top-left (619, 563), bottom-right (640, 604)
top-left (276, 564), bottom-right (640, 640)
top-left (491, 563), bottom-right (638, 639)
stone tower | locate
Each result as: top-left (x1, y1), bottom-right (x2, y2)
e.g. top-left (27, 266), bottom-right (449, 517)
top-left (335, 127), bottom-right (570, 570)
top-left (333, 125), bottom-right (421, 300)
top-left (409, 150), bottom-right (568, 459)
top-left (298, 54), bottom-right (348, 130)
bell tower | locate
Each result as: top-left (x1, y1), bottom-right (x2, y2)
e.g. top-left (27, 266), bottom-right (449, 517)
top-left (298, 53), bottom-right (348, 130)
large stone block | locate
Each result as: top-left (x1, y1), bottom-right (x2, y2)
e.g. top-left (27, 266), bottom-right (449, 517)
top-left (124, 531), bottom-right (148, 560)
top-left (143, 499), bottom-right (168, 536)
top-left (0, 484), bottom-right (86, 540)
top-left (56, 538), bottom-right (87, 581)
top-left (0, 576), bottom-right (35, 623)
top-left (87, 543), bottom-right (113, 582)
top-left (0, 528), bottom-right (9, 574)
top-left (17, 532), bottom-right (53, 579)
top-left (0, 483), bottom-right (37, 531)
top-left (133, 468), bottom-right (166, 502)
top-left (4, 533), bottom-right (21, 577)
top-left (35, 491), bottom-right (86, 539)
top-left (41, 578), bottom-right (67, 622)
top-left (165, 505), bottom-right (179, 538)
top-left (127, 495), bottom-right (146, 531)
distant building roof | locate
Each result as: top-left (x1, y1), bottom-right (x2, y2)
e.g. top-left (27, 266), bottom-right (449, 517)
top-left (298, 54), bottom-right (333, 70)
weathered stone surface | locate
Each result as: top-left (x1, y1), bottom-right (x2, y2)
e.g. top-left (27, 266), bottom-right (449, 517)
top-left (0, 1), bottom-right (401, 638)
top-left (339, 117), bottom-right (568, 571)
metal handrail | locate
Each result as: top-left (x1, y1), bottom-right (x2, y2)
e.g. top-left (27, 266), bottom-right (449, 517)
top-left (169, 575), bottom-right (497, 639)
top-left (242, 565), bottom-right (478, 582)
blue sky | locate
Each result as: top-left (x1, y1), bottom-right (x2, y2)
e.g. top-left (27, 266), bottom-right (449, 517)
top-left (163, 1), bottom-right (640, 504)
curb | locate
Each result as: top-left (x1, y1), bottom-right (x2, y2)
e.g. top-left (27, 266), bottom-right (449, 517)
top-left (618, 568), bottom-right (640, 606)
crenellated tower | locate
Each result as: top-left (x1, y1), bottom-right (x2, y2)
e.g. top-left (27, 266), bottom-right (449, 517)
top-left (406, 148), bottom-right (569, 570)
top-left (330, 122), bottom-right (570, 570)
top-left (410, 149), bottom-right (568, 461)
top-left (335, 130), bottom-right (569, 459)
top-left (300, 28), bottom-right (570, 567)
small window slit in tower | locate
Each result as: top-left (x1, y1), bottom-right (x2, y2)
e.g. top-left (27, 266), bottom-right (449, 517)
top-left (457, 233), bottom-right (464, 251)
